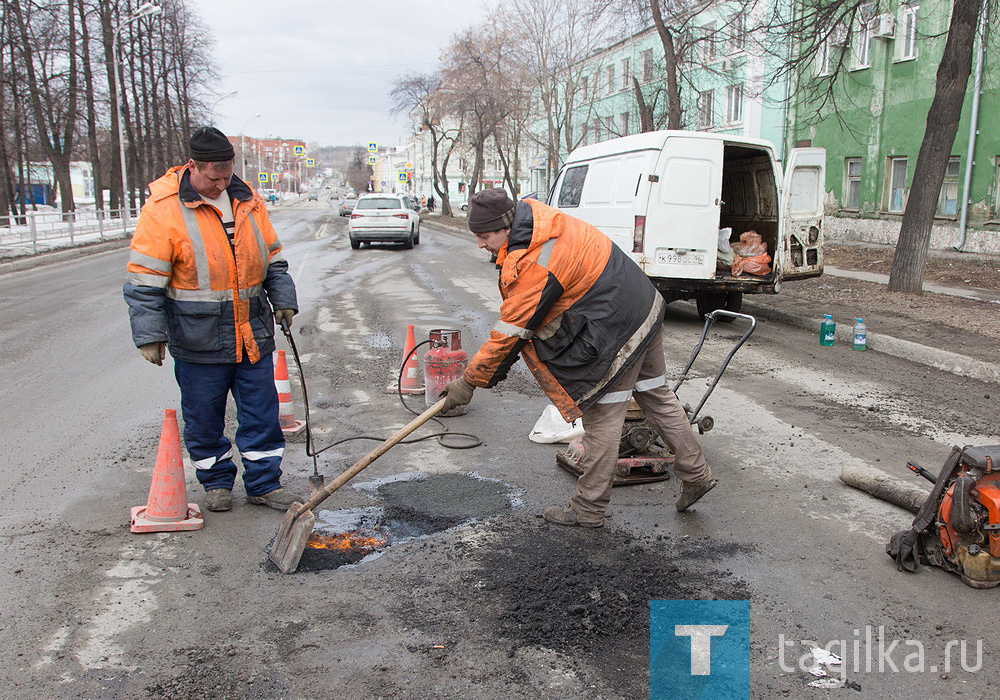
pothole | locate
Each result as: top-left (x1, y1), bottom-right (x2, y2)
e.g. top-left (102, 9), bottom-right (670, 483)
top-left (291, 472), bottom-right (520, 572)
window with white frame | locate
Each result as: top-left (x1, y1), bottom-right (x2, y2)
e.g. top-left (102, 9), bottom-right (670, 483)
top-left (700, 23), bottom-right (717, 63)
top-left (728, 13), bottom-right (746, 54)
top-left (844, 158), bottom-right (862, 210)
top-left (697, 90), bottom-right (714, 128)
top-left (620, 111), bottom-right (631, 136)
top-left (593, 118), bottom-right (604, 142)
top-left (886, 156), bottom-right (908, 212)
top-left (642, 50), bottom-right (654, 81)
top-left (726, 84), bottom-right (743, 123)
top-left (854, 5), bottom-right (873, 68)
top-left (605, 116), bottom-right (615, 137)
top-left (621, 58), bottom-right (631, 90)
top-left (900, 2), bottom-right (919, 59)
top-left (581, 74), bottom-right (589, 98)
top-left (816, 36), bottom-right (832, 76)
top-left (606, 64), bottom-right (615, 94)
top-left (937, 157), bottom-right (960, 216)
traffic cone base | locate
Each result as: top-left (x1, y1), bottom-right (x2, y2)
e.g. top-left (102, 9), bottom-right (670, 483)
top-left (386, 324), bottom-right (425, 394)
top-left (275, 350), bottom-right (307, 433)
top-left (130, 503), bottom-right (203, 533)
top-left (130, 409), bottom-right (204, 534)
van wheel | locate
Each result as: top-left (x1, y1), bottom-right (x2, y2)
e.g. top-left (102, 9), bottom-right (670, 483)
top-left (696, 292), bottom-right (741, 322)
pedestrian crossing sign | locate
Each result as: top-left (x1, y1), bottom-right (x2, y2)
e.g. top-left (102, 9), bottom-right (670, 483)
top-left (306, 158), bottom-right (315, 167)
top-left (368, 142), bottom-right (378, 153)
top-left (258, 173), bottom-right (269, 183)
top-left (368, 156), bottom-right (377, 165)
top-left (398, 173), bottom-right (408, 182)
top-left (294, 145), bottom-right (304, 155)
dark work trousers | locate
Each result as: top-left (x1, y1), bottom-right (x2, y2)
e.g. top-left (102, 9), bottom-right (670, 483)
top-left (569, 325), bottom-right (712, 519)
top-left (174, 354), bottom-right (284, 496)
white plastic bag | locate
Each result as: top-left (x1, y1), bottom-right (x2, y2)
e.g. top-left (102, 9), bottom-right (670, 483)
top-left (717, 227), bottom-right (734, 267)
top-left (529, 405), bottom-right (585, 444)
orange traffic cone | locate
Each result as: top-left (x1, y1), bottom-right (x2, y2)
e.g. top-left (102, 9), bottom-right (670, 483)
top-left (386, 324), bottom-right (425, 394)
top-left (275, 350), bottom-right (306, 434)
top-left (130, 409), bottom-right (203, 533)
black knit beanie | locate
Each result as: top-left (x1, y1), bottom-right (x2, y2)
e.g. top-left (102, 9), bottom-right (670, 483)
top-left (189, 126), bottom-right (235, 162)
top-left (468, 189), bottom-right (515, 233)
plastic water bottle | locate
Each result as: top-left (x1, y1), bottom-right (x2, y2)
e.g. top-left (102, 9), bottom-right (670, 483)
top-left (820, 314), bottom-right (836, 347)
top-left (852, 318), bottom-right (867, 351)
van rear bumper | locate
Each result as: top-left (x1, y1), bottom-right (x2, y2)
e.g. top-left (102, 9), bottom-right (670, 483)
top-left (650, 276), bottom-right (779, 302)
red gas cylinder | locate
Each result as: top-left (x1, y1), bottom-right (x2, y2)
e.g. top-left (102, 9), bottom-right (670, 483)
top-left (424, 329), bottom-right (469, 416)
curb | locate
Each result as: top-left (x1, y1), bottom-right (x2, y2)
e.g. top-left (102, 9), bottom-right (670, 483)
top-left (0, 237), bottom-right (131, 274)
top-left (742, 299), bottom-right (1000, 386)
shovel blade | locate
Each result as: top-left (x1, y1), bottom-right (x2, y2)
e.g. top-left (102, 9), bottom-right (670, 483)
top-left (268, 502), bottom-right (316, 574)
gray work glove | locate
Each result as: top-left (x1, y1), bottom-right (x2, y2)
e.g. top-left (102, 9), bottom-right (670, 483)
top-left (441, 377), bottom-right (475, 413)
top-left (139, 342), bottom-right (166, 366)
top-left (274, 308), bottom-right (294, 330)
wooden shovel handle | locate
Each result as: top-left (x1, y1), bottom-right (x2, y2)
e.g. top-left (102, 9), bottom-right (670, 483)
top-left (298, 398), bottom-right (447, 512)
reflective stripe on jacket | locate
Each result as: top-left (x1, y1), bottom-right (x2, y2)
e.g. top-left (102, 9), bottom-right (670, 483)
top-left (464, 198), bottom-right (664, 421)
top-left (123, 165), bottom-right (298, 364)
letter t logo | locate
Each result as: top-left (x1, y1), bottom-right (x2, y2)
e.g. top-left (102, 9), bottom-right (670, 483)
top-left (675, 625), bottom-right (729, 675)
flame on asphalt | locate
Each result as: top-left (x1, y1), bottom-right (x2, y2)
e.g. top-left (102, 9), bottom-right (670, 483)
top-left (305, 530), bottom-right (388, 552)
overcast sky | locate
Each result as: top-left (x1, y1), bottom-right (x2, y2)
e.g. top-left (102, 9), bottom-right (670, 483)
top-left (196, 1), bottom-right (499, 149)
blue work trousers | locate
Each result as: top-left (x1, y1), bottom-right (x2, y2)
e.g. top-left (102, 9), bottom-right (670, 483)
top-left (174, 354), bottom-right (284, 496)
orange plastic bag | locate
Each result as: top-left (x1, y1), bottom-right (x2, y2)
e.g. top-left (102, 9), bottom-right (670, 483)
top-left (730, 230), bottom-right (772, 276)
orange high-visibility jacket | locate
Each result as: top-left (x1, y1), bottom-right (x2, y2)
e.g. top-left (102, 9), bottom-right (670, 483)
top-left (123, 165), bottom-right (297, 364)
top-left (464, 198), bottom-right (664, 421)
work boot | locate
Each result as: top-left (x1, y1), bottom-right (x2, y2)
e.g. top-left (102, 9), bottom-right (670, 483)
top-left (542, 503), bottom-right (604, 528)
top-left (247, 487), bottom-right (305, 511)
top-left (205, 488), bottom-right (233, 512)
top-left (676, 478), bottom-right (718, 512)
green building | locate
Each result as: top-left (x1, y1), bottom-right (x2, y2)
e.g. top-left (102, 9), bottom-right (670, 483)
top-left (788, 0), bottom-right (999, 253)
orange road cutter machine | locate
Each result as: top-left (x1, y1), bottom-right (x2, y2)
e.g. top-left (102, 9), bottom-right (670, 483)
top-left (556, 310), bottom-right (756, 486)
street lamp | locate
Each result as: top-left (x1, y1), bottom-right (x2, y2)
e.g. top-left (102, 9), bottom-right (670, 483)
top-left (240, 113), bottom-right (262, 181)
top-left (210, 91), bottom-right (238, 125)
top-left (113, 1), bottom-right (161, 230)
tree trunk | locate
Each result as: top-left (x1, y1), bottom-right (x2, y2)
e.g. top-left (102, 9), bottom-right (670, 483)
top-left (99, 0), bottom-right (122, 211)
top-left (888, 0), bottom-right (982, 293)
top-left (633, 77), bottom-right (654, 132)
top-left (649, 0), bottom-right (682, 129)
top-left (78, 0), bottom-right (104, 211)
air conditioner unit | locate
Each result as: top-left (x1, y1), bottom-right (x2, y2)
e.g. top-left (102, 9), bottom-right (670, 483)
top-left (873, 13), bottom-right (895, 38)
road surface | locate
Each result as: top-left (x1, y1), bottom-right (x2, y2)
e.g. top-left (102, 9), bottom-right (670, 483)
top-left (1, 197), bottom-right (996, 698)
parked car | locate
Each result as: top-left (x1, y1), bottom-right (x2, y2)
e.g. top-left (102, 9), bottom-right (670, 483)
top-left (307, 191), bottom-right (319, 201)
top-left (339, 198), bottom-right (357, 216)
top-left (348, 194), bottom-right (420, 249)
top-left (547, 130), bottom-right (825, 319)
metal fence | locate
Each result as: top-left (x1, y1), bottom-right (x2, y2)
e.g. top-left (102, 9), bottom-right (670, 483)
top-left (0, 208), bottom-right (132, 258)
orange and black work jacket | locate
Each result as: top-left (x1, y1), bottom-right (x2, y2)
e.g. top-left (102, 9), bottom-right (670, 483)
top-left (464, 198), bottom-right (665, 421)
top-left (123, 165), bottom-right (297, 364)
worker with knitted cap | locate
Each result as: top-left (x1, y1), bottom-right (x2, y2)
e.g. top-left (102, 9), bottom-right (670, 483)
top-left (124, 126), bottom-right (305, 515)
top-left (441, 188), bottom-right (716, 526)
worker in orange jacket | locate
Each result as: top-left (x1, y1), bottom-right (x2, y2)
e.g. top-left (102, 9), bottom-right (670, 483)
top-left (124, 127), bottom-right (303, 514)
top-left (441, 189), bottom-right (716, 526)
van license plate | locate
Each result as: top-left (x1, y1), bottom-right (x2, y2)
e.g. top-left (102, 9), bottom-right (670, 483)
top-left (656, 252), bottom-right (705, 265)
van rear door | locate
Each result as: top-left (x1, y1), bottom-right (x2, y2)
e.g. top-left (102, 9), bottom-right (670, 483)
top-left (641, 136), bottom-right (723, 280)
top-left (780, 147), bottom-right (825, 279)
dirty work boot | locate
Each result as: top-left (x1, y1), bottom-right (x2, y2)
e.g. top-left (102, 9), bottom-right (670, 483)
top-left (676, 479), bottom-right (718, 512)
top-left (247, 487), bottom-right (305, 511)
top-left (542, 504), bottom-right (604, 528)
top-left (205, 488), bottom-right (233, 512)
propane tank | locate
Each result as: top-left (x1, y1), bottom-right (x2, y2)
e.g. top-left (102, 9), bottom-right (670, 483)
top-left (423, 329), bottom-right (469, 416)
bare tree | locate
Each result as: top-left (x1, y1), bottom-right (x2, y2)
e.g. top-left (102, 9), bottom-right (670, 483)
top-left (390, 72), bottom-right (464, 215)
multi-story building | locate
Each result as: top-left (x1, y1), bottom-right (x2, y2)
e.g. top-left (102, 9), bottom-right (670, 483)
top-left (788, 0), bottom-right (998, 253)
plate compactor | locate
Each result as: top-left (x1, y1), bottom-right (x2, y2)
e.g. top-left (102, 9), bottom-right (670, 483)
top-left (556, 309), bottom-right (756, 486)
top-left (888, 445), bottom-right (1000, 589)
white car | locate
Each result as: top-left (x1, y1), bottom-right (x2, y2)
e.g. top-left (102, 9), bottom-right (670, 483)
top-left (348, 194), bottom-right (421, 249)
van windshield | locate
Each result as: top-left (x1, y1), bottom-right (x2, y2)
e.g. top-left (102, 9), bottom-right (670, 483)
top-left (557, 165), bottom-right (588, 208)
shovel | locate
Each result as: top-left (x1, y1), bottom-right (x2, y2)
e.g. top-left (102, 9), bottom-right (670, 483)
top-left (269, 398), bottom-right (447, 574)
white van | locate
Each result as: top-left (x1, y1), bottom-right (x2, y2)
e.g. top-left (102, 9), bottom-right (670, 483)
top-left (547, 130), bottom-right (825, 317)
